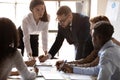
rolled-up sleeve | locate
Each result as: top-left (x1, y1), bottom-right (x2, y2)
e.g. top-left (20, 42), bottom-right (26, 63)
top-left (97, 51), bottom-right (116, 80)
top-left (14, 51), bottom-right (36, 80)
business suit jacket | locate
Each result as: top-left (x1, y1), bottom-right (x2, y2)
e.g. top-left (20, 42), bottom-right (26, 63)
top-left (49, 13), bottom-right (93, 60)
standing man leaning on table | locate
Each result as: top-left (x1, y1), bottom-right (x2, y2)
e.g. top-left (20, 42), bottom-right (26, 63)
top-left (39, 5), bottom-right (93, 61)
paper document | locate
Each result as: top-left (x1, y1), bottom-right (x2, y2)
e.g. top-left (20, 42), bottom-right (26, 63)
top-left (8, 75), bottom-right (21, 79)
top-left (36, 60), bottom-right (52, 66)
top-left (40, 71), bottom-right (64, 80)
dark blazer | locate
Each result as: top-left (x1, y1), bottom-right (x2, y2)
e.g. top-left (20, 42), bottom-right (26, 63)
top-left (49, 13), bottom-right (93, 60)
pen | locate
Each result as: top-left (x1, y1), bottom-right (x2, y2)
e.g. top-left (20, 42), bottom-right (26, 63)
top-left (58, 60), bottom-right (67, 71)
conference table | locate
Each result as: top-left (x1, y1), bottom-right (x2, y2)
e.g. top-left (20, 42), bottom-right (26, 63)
top-left (7, 59), bottom-right (97, 80)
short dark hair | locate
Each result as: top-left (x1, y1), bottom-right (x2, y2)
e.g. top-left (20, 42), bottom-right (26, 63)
top-left (29, 0), bottom-right (49, 22)
top-left (57, 6), bottom-right (72, 16)
top-left (90, 15), bottom-right (110, 24)
top-left (93, 21), bottom-right (114, 41)
top-left (0, 17), bottom-right (19, 61)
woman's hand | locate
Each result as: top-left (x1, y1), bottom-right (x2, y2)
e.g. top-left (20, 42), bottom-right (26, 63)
top-left (38, 55), bottom-right (49, 62)
top-left (25, 59), bottom-right (36, 66)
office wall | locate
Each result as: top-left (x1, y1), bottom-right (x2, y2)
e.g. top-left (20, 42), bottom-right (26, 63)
top-left (105, 0), bottom-right (120, 41)
top-left (97, 0), bottom-right (108, 15)
top-left (76, 0), bottom-right (91, 16)
top-left (96, 0), bottom-right (120, 41)
top-left (90, 0), bottom-right (107, 18)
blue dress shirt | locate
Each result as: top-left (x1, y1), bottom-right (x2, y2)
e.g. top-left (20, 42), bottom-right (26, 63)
top-left (73, 40), bottom-right (120, 80)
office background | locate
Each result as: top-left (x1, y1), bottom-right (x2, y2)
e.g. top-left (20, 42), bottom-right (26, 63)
top-left (0, 0), bottom-right (119, 61)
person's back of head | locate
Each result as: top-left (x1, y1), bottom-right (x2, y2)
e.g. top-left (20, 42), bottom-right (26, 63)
top-left (90, 15), bottom-right (110, 30)
top-left (93, 21), bottom-right (114, 43)
top-left (0, 17), bottom-right (19, 61)
top-left (57, 6), bottom-right (72, 16)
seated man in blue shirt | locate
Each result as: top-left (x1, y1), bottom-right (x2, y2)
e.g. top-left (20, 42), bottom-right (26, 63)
top-left (59, 21), bottom-right (120, 80)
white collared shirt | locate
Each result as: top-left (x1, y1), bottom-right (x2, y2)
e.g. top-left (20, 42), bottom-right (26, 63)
top-left (22, 13), bottom-right (49, 54)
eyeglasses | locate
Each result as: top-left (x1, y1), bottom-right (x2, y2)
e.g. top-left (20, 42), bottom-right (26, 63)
top-left (57, 15), bottom-right (69, 25)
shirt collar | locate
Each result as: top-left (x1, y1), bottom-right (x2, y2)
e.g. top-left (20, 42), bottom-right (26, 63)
top-left (98, 40), bottom-right (115, 56)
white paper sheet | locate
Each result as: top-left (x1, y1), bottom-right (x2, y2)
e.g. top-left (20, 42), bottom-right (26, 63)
top-left (40, 71), bottom-right (64, 80)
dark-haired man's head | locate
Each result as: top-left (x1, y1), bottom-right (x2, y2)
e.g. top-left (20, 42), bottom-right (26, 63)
top-left (56, 6), bottom-right (73, 28)
top-left (92, 21), bottom-right (114, 50)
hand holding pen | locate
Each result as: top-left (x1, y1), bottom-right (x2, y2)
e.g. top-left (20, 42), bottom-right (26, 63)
top-left (56, 60), bottom-right (73, 73)
top-left (55, 60), bottom-right (64, 70)
top-left (58, 60), bottom-right (67, 71)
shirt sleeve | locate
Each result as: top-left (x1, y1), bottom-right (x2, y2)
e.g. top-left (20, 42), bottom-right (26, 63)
top-left (73, 65), bottom-right (99, 76)
top-left (97, 52), bottom-right (116, 80)
top-left (41, 22), bottom-right (49, 51)
top-left (22, 19), bottom-right (32, 54)
top-left (13, 50), bottom-right (36, 80)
